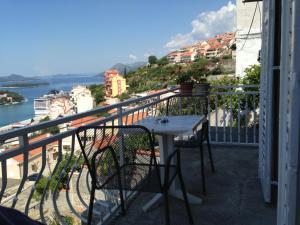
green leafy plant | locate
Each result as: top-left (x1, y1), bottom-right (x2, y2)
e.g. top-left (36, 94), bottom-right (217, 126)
top-left (88, 84), bottom-right (105, 104)
top-left (148, 55), bottom-right (158, 65)
top-left (176, 71), bottom-right (193, 84)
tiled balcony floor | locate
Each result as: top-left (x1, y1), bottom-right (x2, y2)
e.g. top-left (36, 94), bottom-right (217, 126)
top-left (108, 145), bottom-right (276, 225)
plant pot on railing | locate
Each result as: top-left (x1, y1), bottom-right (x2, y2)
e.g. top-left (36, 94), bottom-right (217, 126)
top-left (180, 82), bottom-right (193, 94)
top-left (176, 71), bottom-right (194, 95)
top-left (193, 83), bottom-right (210, 96)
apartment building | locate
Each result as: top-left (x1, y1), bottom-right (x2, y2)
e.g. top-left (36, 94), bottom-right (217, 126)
top-left (104, 70), bottom-right (127, 97)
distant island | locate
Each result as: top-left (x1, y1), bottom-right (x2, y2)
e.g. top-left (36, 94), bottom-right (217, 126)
top-left (0, 90), bottom-right (24, 105)
top-left (0, 74), bottom-right (40, 82)
top-left (1, 82), bottom-right (49, 88)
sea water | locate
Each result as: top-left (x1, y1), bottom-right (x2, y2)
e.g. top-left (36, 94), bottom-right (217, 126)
top-left (0, 75), bottom-right (102, 126)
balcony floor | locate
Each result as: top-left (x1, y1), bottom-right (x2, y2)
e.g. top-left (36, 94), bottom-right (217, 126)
top-left (109, 145), bottom-right (276, 225)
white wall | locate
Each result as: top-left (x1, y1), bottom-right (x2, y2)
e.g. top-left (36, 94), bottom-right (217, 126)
top-left (236, 0), bottom-right (262, 76)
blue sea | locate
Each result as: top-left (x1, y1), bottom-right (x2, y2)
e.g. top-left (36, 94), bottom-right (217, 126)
top-left (0, 75), bottom-right (102, 126)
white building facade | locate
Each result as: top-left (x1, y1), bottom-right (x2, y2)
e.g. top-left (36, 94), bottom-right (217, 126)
top-left (235, 0), bottom-right (262, 76)
top-left (70, 85), bottom-right (94, 113)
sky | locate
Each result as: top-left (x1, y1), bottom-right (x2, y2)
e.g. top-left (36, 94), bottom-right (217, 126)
top-left (0, 0), bottom-right (236, 76)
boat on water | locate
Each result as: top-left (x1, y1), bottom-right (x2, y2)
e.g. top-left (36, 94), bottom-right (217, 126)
top-left (34, 89), bottom-right (68, 116)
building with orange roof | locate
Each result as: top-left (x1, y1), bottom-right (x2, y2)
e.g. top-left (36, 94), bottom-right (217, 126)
top-left (69, 116), bottom-right (102, 129)
top-left (165, 32), bottom-right (236, 63)
top-left (104, 70), bottom-right (127, 97)
top-left (180, 51), bottom-right (193, 63)
top-left (1, 133), bottom-right (59, 179)
top-left (167, 51), bottom-right (181, 64)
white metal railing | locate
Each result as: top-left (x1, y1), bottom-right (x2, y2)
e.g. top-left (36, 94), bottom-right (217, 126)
top-left (0, 85), bottom-right (259, 224)
top-left (208, 85), bottom-right (260, 145)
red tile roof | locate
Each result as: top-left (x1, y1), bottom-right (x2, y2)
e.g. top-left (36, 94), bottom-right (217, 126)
top-left (12, 134), bottom-right (58, 163)
top-left (70, 116), bottom-right (103, 128)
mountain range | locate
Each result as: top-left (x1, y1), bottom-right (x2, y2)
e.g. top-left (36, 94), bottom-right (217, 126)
top-left (95, 61), bottom-right (147, 77)
top-left (1, 61), bottom-right (147, 81)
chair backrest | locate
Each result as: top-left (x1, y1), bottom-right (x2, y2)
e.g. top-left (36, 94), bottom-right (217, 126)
top-left (166, 94), bottom-right (208, 117)
top-left (76, 125), bottom-right (158, 188)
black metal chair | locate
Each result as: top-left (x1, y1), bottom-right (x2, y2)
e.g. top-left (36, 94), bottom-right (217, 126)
top-left (0, 206), bottom-right (45, 225)
top-left (76, 125), bottom-right (194, 225)
top-left (166, 94), bottom-right (215, 195)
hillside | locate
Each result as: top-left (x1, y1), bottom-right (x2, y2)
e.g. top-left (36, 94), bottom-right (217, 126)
top-left (96, 61), bottom-right (147, 77)
top-left (124, 58), bottom-right (236, 94)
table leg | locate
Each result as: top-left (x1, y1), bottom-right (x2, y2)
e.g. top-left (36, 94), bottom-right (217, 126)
top-left (143, 134), bottom-right (202, 212)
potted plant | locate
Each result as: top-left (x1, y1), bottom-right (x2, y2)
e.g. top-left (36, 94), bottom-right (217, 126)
top-left (192, 71), bottom-right (210, 96)
top-left (176, 71), bottom-right (194, 94)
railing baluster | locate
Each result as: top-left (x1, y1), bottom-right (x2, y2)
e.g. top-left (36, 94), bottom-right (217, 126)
top-left (65, 134), bottom-right (85, 220)
top-left (12, 135), bottom-right (29, 209)
top-left (125, 114), bottom-right (129, 126)
top-left (52, 133), bottom-right (79, 224)
top-left (230, 94), bottom-right (233, 143)
top-left (137, 108), bottom-right (140, 121)
top-left (222, 95), bottom-right (226, 142)
top-left (117, 106), bottom-right (123, 126)
top-left (253, 94), bottom-right (257, 143)
top-left (238, 94), bottom-right (241, 144)
top-left (0, 160), bottom-right (7, 203)
top-left (215, 95), bottom-right (218, 142)
top-left (208, 95), bottom-right (211, 142)
top-left (142, 107), bottom-right (145, 119)
top-left (25, 143), bottom-right (47, 215)
top-left (38, 145), bottom-right (48, 224)
top-left (245, 94), bottom-right (249, 144)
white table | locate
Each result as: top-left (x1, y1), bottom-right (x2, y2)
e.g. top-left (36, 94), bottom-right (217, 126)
top-left (135, 115), bottom-right (205, 212)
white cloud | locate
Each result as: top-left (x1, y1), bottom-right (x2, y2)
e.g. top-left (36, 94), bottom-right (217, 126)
top-left (164, 1), bottom-right (236, 49)
top-left (128, 54), bottom-right (137, 60)
top-left (144, 53), bottom-right (151, 58)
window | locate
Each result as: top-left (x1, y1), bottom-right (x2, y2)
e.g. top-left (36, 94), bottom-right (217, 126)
top-left (53, 152), bottom-right (58, 160)
top-left (31, 164), bottom-right (38, 172)
top-left (63, 145), bottom-right (71, 151)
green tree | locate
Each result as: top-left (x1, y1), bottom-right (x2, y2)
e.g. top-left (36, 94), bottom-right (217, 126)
top-left (88, 84), bottom-right (105, 104)
top-left (242, 64), bottom-right (261, 109)
top-left (34, 155), bottom-right (84, 201)
top-left (157, 57), bottom-right (169, 66)
top-left (117, 92), bottom-right (131, 102)
top-left (148, 55), bottom-right (157, 65)
top-left (242, 64), bottom-right (260, 90)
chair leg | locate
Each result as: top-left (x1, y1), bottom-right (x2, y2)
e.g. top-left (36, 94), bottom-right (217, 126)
top-left (163, 190), bottom-right (171, 225)
top-left (206, 133), bottom-right (215, 173)
top-left (87, 184), bottom-right (96, 225)
top-left (199, 143), bottom-right (206, 195)
top-left (119, 187), bottom-right (126, 215)
top-left (178, 169), bottom-right (194, 225)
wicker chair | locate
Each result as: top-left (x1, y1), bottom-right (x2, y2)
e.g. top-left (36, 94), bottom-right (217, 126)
top-left (76, 125), bottom-right (194, 225)
top-left (166, 94), bottom-right (215, 195)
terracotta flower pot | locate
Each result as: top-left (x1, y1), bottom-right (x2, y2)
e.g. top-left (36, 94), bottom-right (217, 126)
top-left (180, 83), bottom-right (193, 94)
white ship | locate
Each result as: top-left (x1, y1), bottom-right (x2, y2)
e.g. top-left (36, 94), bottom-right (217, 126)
top-left (34, 90), bottom-right (65, 116)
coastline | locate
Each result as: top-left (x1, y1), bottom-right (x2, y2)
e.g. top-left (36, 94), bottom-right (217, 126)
top-left (0, 75), bottom-right (102, 127)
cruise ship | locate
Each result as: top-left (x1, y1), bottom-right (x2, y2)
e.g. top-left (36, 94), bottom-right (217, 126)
top-left (33, 90), bottom-right (65, 115)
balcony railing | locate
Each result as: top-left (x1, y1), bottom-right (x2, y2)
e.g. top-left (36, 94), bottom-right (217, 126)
top-left (0, 85), bottom-right (259, 225)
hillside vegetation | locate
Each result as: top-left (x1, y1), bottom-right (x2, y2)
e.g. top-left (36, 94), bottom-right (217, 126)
top-left (124, 57), bottom-right (236, 94)
top-left (0, 90), bottom-right (24, 105)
